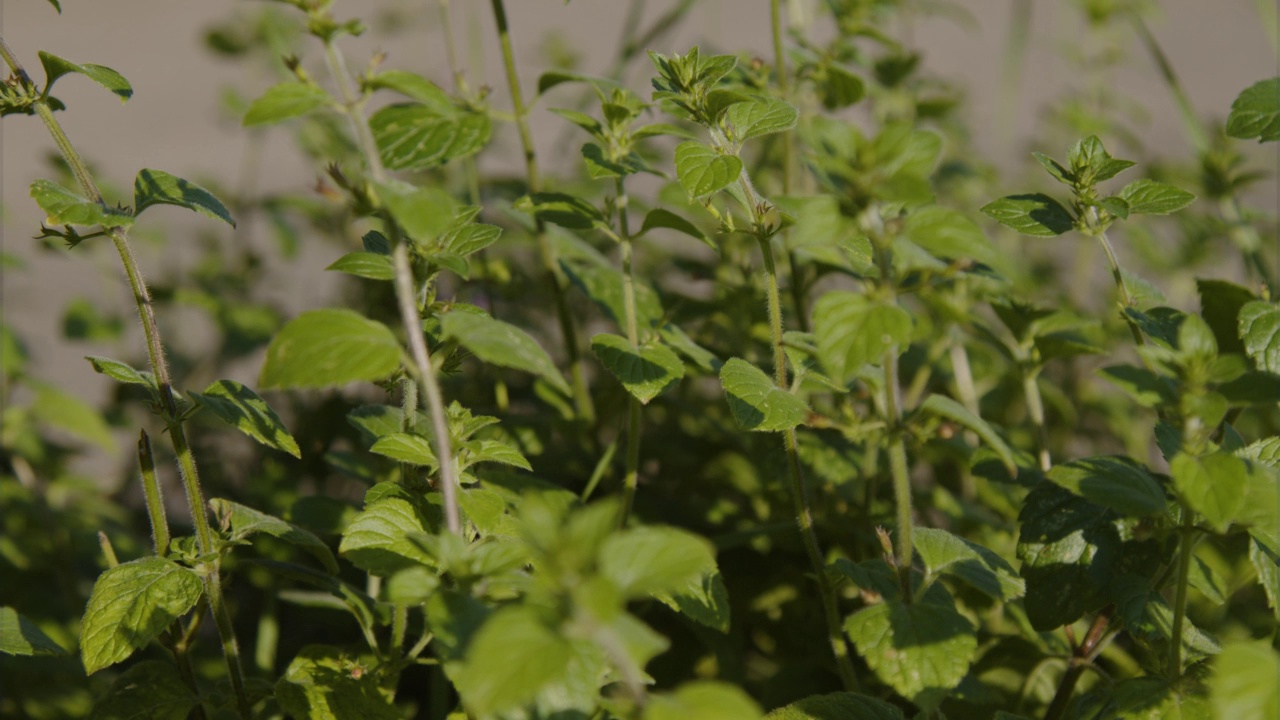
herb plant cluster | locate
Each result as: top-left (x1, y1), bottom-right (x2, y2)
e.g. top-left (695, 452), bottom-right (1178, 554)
top-left (2, 1), bottom-right (1278, 719)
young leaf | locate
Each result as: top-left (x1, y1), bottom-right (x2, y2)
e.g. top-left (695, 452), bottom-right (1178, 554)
top-left (844, 598), bottom-right (977, 708)
top-left (441, 312), bottom-right (570, 395)
top-left (38, 51), bottom-right (131, 101)
top-left (1171, 451), bottom-right (1249, 533)
top-left (259, 309), bottom-right (401, 389)
top-left (812, 292), bottom-right (912, 385)
top-left (132, 169), bottom-right (235, 227)
top-left (1117, 179), bottom-right (1196, 215)
top-left (338, 497), bottom-right (436, 575)
top-left (30, 179), bottom-right (133, 228)
top-left (724, 96), bottom-right (798, 143)
top-left (191, 379), bottom-right (301, 458)
top-left (674, 141), bottom-right (743, 198)
top-left (0, 607), bottom-right (67, 656)
top-left (1212, 640), bottom-right (1280, 720)
top-left (1032, 152), bottom-right (1074, 185)
top-left (1046, 456), bottom-right (1167, 517)
top-left (1226, 78), bottom-right (1280, 142)
top-left (209, 498), bottom-right (337, 573)
top-left (919, 395), bottom-right (1018, 476)
top-left (81, 557), bottom-right (204, 674)
top-left (243, 82), bottom-right (332, 126)
top-left (645, 682), bottom-right (764, 720)
top-left (369, 103), bottom-right (490, 171)
top-left (913, 527), bottom-right (1024, 601)
top-left (326, 252), bottom-right (394, 281)
top-left (452, 606), bottom-right (575, 718)
top-left (599, 526), bottom-right (716, 597)
top-left (1239, 300), bottom-right (1280, 373)
top-left (980, 194), bottom-right (1074, 236)
top-left (369, 433), bottom-right (437, 467)
top-left (85, 355), bottom-right (150, 387)
top-left (276, 645), bottom-right (400, 720)
top-left (719, 358), bottom-right (809, 432)
top-left (591, 333), bottom-right (684, 404)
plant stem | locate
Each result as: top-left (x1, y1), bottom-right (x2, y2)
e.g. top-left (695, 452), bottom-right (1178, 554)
top-left (138, 430), bottom-right (171, 556)
top-left (1168, 506), bottom-right (1196, 675)
top-left (489, 0), bottom-right (595, 426)
top-left (1095, 229), bottom-right (1146, 349)
top-left (1022, 369), bottom-right (1052, 472)
top-left (615, 178), bottom-right (645, 527)
top-left (757, 235), bottom-right (859, 690)
top-left (1043, 609), bottom-right (1112, 720)
top-left (770, 0), bottom-right (809, 332)
top-left (884, 345), bottom-right (914, 601)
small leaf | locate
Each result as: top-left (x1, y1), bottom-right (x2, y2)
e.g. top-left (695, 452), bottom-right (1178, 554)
top-left (913, 527), bottom-right (1024, 601)
top-left (591, 333), bottom-right (684, 404)
top-left (1118, 179), bottom-right (1196, 215)
top-left (674, 141), bottom-right (743, 198)
top-left (724, 96), bottom-right (798, 142)
top-left (719, 358), bottom-right (809, 432)
top-left (370, 103), bottom-right (490, 171)
top-left (1032, 152), bottom-right (1074, 185)
top-left (1099, 365), bottom-right (1176, 407)
top-left (210, 498), bottom-right (337, 573)
top-left (441, 312), bottom-right (570, 395)
top-left (764, 692), bottom-right (904, 720)
top-left (919, 395), bottom-right (1017, 477)
top-left (132, 169), bottom-right (235, 227)
top-left (1226, 78), bottom-right (1280, 142)
top-left (259, 309), bottom-right (401, 389)
top-left (243, 82), bottom-right (332, 126)
top-left (1171, 451), bottom-right (1248, 533)
top-left (452, 606), bottom-right (574, 717)
top-left (1239, 301), bottom-right (1280, 373)
top-left (599, 526), bottom-right (716, 597)
top-left (980, 194), bottom-right (1075, 236)
top-left (81, 557), bottom-right (204, 674)
top-left (85, 355), bottom-right (150, 387)
top-left (638, 208), bottom-right (713, 250)
top-left (844, 598), bottom-right (977, 708)
top-left (191, 379), bottom-right (300, 458)
top-left (645, 682), bottom-right (764, 720)
top-left (338, 497), bottom-right (436, 575)
top-left (38, 51), bottom-right (131, 101)
top-left (326, 252), bottom-right (394, 281)
top-left (812, 292), bottom-right (912, 385)
top-left (818, 64), bottom-right (866, 110)
top-left (30, 179), bottom-right (133, 228)
top-left (369, 433), bottom-right (437, 467)
top-left (1046, 456), bottom-right (1167, 517)
top-left (1095, 195), bottom-right (1130, 219)
top-left (0, 607), bottom-right (67, 656)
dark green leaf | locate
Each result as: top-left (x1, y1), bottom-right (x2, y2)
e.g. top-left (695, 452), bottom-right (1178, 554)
top-left (980, 194), bottom-right (1075, 236)
top-left (88, 660), bottom-right (199, 720)
top-left (81, 558), bottom-right (204, 674)
top-left (818, 65), bottom-right (866, 110)
top-left (132, 169), bottom-right (235, 227)
top-left (1198, 279), bottom-right (1257, 356)
top-left (441, 312), bottom-right (570, 395)
top-left (516, 191), bottom-right (604, 230)
top-left (1032, 152), bottom-right (1074, 185)
top-left (370, 103), bottom-right (490, 171)
top-left (812, 292), bottom-right (912, 385)
top-left (1118, 179), bottom-right (1196, 215)
top-left (1226, 78), bottom-right (1280, 142)
top-left (276, 645), bottom-right (400, 720)
top-left (0, 607), bottom-right (67, 656)
top-left (326, 252), bottom-right (394, 281)
top-left (1047, 456), bottom-right (1166, 517)
top-left (260, 309), bottom-right (400, 389)
top-left (919, 395), bottom-right (1018, 477)
top-left (1099, 365), bottom-right (1176, 407)
top-left (191, 379), bottom-right (300, 458)
top-left (764, 692), bottom-right (904, 720)
top-left (638, 208), bottom-right (713, 250)
top-left (30, 179), bottom-right (133, 228)
top-left (654, 570), bottom-right (731, 633)
top-left (38, 51), bottom-right (131, 101)
top-left (1239, 301), bottom-right (1280, 373)
top-left (844, 598), bottom-right (977, 708)
top-left (243, 82), bottom-right (331, 126)
top-left (591, 333), bottom-right (684, 404)
top-left (210, 498), bottom-right (337, 573)
top-left (913, 527), bottom-right (1024, 600)
top-left (719, 358), bottom-right (809, 432)
top-left (674, 141), bottom-right (743, 198)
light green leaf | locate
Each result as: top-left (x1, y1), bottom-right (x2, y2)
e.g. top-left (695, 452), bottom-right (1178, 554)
top-left (210, 498), bottom-right (337, 573)
top-left (243, 82), bottom-right (331, 126)
top-left (563, 261), bottom-right (664, 330)
top-left (370, 433), bottom-right (437, 467)
top-left (980, 194), bottom-right (1075, 236)
top-left (375, 181), bottom-right (456, 240)
top-left (1099, 365), bottom-right (1177, 408)
top-left (719, 358), bottom-right (808, 432)
top-left (88, 660), bottom-right (199, 720)
top-left (674, 141), bottom-right (743, 198)
top-left (370, 103), bottom-right (490, 171)
top-left (466, 439), bottom-right (531, 472)
top-left (764, 692), bottom-right (904, 720)
top-left (38, 51), bottom-right (131, 101)
top-left (1239, 301), bottom-right (1280, 373)
top-left (338, 497), bottom-right (436, 575)
top-left (1046, 456), bottom-right (1166, 517)
top-left (191, 379), bottom-right (300, 458)
top-left (1171, 452), bottom-right (1248, 533)
top-left (654, 570), bottom-right (731, 632)
top-left (32, 380), bottom-right (115, 454)
top-left (919, 395), bottom-right (1017, 476)
top-left (844, 599), bottom-right (977, 708)
top-left (645, 682), bottom-right (764, 720)
top-left (30, 179), bottom-right (133, 228)
top-left (812, 292), bottom-right (912, 385)
top-left (1213, 640), bottom-right (1280, 720)
top-left (901, 206), bottom-right (998, 266)
top-left (81, 557), bottom-right (204, 674)
top-left (591, 333), bottom-right (684, 404)
top-left (442, 223), bottom-right (501, 257)
top-left (913, 527), bottom-right (1024, 600)
top-left (259, 309), bottom-right (401, 389)
top-left (440, 312), bottom-right (570, 395)
top-left (1118, 179), bottom-right (1196, 215)
top-left (0, 607), bottom-right (67, 656)
top-left (132, 169), bottom-right (235, 227)
top-left (326, 252), bottom-right (394, 281)
top-left (724, 96), bottom-right (798, 143)
top-left (365, 70), bottom-right (453, 108)
top-left (1226, 78), bottom-right (1280, 142)
top-left (85, 355), bottom-right (153, 388)
top-left (1239, 437), bottom-right (1280, 467)
top-left (638, 208), bottom-right (713, 250)
top-left (453, 606), bottom-right (574, 717)
top-left (600, 526), bottom-right (717, 598)
top-left (276, 645), bottom-right (400, 720)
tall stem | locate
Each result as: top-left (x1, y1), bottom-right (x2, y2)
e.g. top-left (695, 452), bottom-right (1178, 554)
top-left (1096, 229), bottom-right (1147, 349)
top-left (1022, 369), bottom-right (1052, 472)
top-left (138, 431), bottom-right (171, 556)
top-left (884, 345), bottom-right (914, 601)
top-left (1168, 507), bottom-right (1196, 675)
top-left (770, 0), bottom-right (808, 331)
top-left (489, 0), bottom-right (595, 426)
top-left (616, 178), bottom-right (644, 527)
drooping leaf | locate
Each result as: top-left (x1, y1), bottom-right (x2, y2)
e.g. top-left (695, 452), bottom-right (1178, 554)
top-left (440, 312), bottom-right (570, 395)
top-left (0, 607), bottom-right (67, 656)
top-left (326, 252), bottom-right (394, 281)
top-left (724, 96), bottom-right (798, 143)
top-left (81, 557), bottom-right (204, 674)
top-left (1113, 575), bottom-right (1220, 662)
top-left (191, 379), bottom-right (300, 458)
top-left (88, 660), bottom-right (199, 720)
top-left (812, 292), bottom-right (912, 385)
top-left (913, 527), bottom-right (1024, 600)
top-left (210, 498), bottom-right (337, 573)
top-left (259, 309), bottom-right (401, 389)
top-left (1226, 78), bottom-right (1280, 142)
top-left (276, 645), bottom-right (399, 720)
top-left (516, 192), bottom-right (605, 230)
top-left (638, 208), bottom-right (714, 251)
top-left (844, 598), bottom-right (977, 709)
top-left (1099, 364), bottom-right (1177, 408)
top-left (1212, 640), bottom-right (1280, 720)
top-left (764, 692), bottom-right (904, 720)
top-left (645, 682), bottom-right (764, 720)
top-left (674, 141), bottom-right (743, 198)
top-left (243, 82), bottom-right (331, 126)
top-left (1046, 456), bottom-right (1167, 517)
top-left (452, 606), bottom-right (575, 718)
top-left (132, 169), bottom-right (235, 227)
top-left (919, 395), bottom-right (1018, 477)
top-left (1239, 301), bottom-right (1280, 373)
top-left (338, 497), bottom-right (436, 575)
top-left (369, 103), bottom-right (490, 171)
top-left (980, 194), bottom-right (1075, 236)
top-left (1117, 179), bottom-right (1196, 215)
top-left (38, 51), bottom-right (131, 101)
top-left (30, 179), bottom-right (133, 228)
top-left (591, 333), bottom-right (684, 404)
top-left (599, 526), bottom-right (716, 598)
top-left (719, 358), bottom-right (809, 432)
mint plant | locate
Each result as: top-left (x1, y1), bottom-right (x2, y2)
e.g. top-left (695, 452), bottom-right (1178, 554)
top-left (2, 1), bottom-right (1278, 719)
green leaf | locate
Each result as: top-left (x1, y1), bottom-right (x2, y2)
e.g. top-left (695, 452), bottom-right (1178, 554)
top-left (30, 179), bottom-right (134, 228)
top-left (85, 355), bottom-right (151, 387)
top-left (440, 312), bottom-right (570, 395)
top-left (32, 380), bottom-right (115, 454)
top-left (365, 70), bottom-right (453, 108)
top-left (1113, 575), bottom-right (1220, 662)
top-left (818, 64), bottom-right (866, 110)
top-left (46, 0), bottom-right (61, 12)
top-left (1033, 152), bottom-right (1074, 185)
top-left (1118, 179), bottom-right (1196, 215)
top-left (719, 358), bottom-right (809, 432)
top-left (1067, 135), bottom-right (1135, 182)
top-left (452, 606), bottom-right (575, 717)
top-left (764, 692), bottom-right (904, 720)
top-left (591, 333), bottom-right (684, 404)
top-left (980, 194), bottom-right (1075, 236)
top-left (375, 181), bottom-right (456, 240)
top-left (88, 660), bottom-right (199, 720)
top-left (38, 51), bottom-right (131, 101)
top-left (901, 206), bottom-right (998, 266)
top-left (1239, 301), bottom-right (1280, 373)
top-left (812, 292), bottom-right (912, 385)
top-left (369, 433), bottom-right (437, 467)
top-left (599, 526), bottom-right (716, 598)
top-left (276, 645), bottom-right (400, 720)
top-left (210, 498), bottom-right (337, 573)
top-left (919, 395), bottom-right (1018, 477)
top-left (442, 223), bottom-right (501, 257)
top-left (645, 682), bottom-right (764, 720)
top-left (1226, 78), bottom-right (1280, 142)
top-left (516, 191), bottom-right (605, 230)
top-left (1197, 279), bottom-right (1257, 356)
top-left (338, 497), bottom-right (436, 575)
top-left (913, 527), bottom-right (1024, 601)
top-left (654, 569), bottom-right (731, 632)
top-left (191, 379), bottom-right (300, 458)
top-left (81, 557), bottom-right (204, 674)
top-left (132, 169), bottom-right (235, 227)
top-left (326, 252), bottom-right (394, 281)
top-left (1248, 533), bottom-right (1280, 620)
top-left (674, 141), bottom-right (743, 198)
top-left (259, 309), bottom-right (401, 389)
top-left (0, 607), bottom-right (67, 656)
top-left (1171, 452), bottom-right (1248, 533)
top-left (1046, 456), bottom-right (1167, 517)
top-left (844, 598), bottom-right (977, 708)
top-left (1213, 640), bottom-right (1280, 720)
top-left (243, 82), bottom-right (331, 126)
top-left (369, 103), bottom-right (490, 171)
top-left (724, 96), bottom-right (798, 143)
top-left (563, 261), bottom-right (665, 331)
top-left (638, 208), bottom-right (713, 250)
top-left (466, 439), bottom-right (532, 472)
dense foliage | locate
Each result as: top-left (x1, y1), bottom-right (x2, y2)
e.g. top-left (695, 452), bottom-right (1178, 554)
top-left (2, 1), bottom-right (1279, 718)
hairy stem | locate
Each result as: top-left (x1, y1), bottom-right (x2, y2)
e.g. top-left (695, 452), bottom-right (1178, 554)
top-left (138, 430), bottom-right (171, 556)
top-left (616, 178), bottom-right (645, 527)
top-left (884, 345), bottom-right (914, 601)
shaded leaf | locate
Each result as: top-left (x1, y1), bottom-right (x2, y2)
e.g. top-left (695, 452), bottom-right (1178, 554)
top-left (913, 527), bottom-right (1024, 600)
top-left (765, 692), bottom-right (903, 720)
top-left (1239, 301), bottom-right (1280, 373)
top-left (0, 607), bottom-right (67, 656)
top-left (88, 660), bottom-right (198, 720)
top-left (980, 194), bottom-right (1074, 236)
top-left (210, 498), bottom-right (337, 573)
top-left (133, 169), bottom-right (235, 227)
top-left (812, 292), bottom-right (912, 385)
top-left (645, 682), bottom-right (764, 720)
top-left (719, 358), bottom-right (808, 432)
top-left (638, 208), bottom-right (713, 250)
top-left (30, 179), bottom-right (133, 228)
top-left (1047, 456), bottom-right (1167, 517)
top-left (338, 497), bottom-right (436, 575)
top-left (191, 379), bottom-right (300, 458)
top-left (844, 598), bottom-right (977, 708)
top-left (591, 333), bottom-right (684, 404)
top-left (441, 312), bottom-right (570, 395)
top-left (276, 645), bottom-right (399, 720)
top-left (919, 395), bottom-right (1017, 476)
top-left (1226, 78), bottom-right (1280, 142)
top-left (453, 606), bottom-right (574, 717)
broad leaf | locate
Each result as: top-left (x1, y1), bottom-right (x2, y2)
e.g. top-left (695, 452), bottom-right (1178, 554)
top-left (30, 179), bottom-right (133, 228)
top-left (719, 358), bottom-right (809, 432)
top-left (1226, 78), bottom-right (1280, 142)
top-left (764, 692), bottom-right (904, 720)
top-left (440, 312), bottom-right (570, 395)
top-left (338, 497), bottom-right (435, 575)
top-left (276, 645), bottom-right (399, 720)
top-left (919, 395), bottom-right (1018, 476)
top-left (1197, 278), bottom-right (1256, 356)
top-left (599, 526), bottom-right (716, 598)
top-left (369, 433), bottom-right (437, 467)
top-left (32, 380), bottom-right (115, 453)
top-left (191, 379), bottom-right (300, 458)
top-left (1170, 452), bottom-right (1248, 533)
top-left (980, 194), bottom-right (1074, 236)
top-left (210, 498), bottom-right (337, 573)
top-left (591, 333), bottom-right (684, 404)
top-left (645, 682), bottom-right (764, 720)
top-left (88, 660), bottom-right (199, 720)
top-left (452, 606), bottom-right (575, 718)
top-left (901, 206), bottom-right (998, 266)
top-left (259, 309), bottom-right (400, 389)
top-left (38, 51), bottom-right (131, 101)
top-left (132, 169), bottom-right (235, 227)
top-left (376, 181), bottom-right (456, 240)
top-left (638, 208), bottom-right (713, 251)
top-left (243, 82), bottom-right (331, 126)
top-left (81, 557), bottom-right (204, 674)
top-left (674, 142), bottom-right (743, 197)
top-left (370, 103), bottom-right (490, 171)
top-left (0, 607), bottom-right (67, 656)
top-left (1046, 456), bottom-right (1167, 517)
top-left (1212, 640), bottom-right (1280, 720)
top-left (1117, 179), bottom-right (1196, 215)
top-left (812, 292), bottom-right (912, 385)
top-left (913, 527), bottom-right (1024, 600)
top-left (1239, 301), bottom-right (1280, 373)
top-left (1099, 364), bottom-right (1177, 408)
top-left (844, 598), bottom-right (977, 709)
top-left (724, 96), bottom-right (798, 143)
top-left (326, 252), bottom-right (394, 281)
